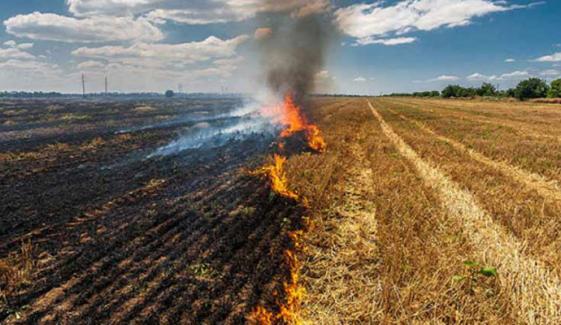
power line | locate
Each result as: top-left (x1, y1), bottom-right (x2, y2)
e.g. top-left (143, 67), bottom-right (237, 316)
top-left (81, 73), bottom-right (86, 97)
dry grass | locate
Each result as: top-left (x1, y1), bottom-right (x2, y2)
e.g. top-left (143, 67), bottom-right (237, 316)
top-left (373, 99), bottom-right (561, 272)
top-left (386, 105), bottom-right (561, 202)
top-left (376, 98), bottom-right (561, 182)
top-left (0, 242), bottom-right (34, 310)
top-left (284, 99), bottom-right (514, 323)
top-left (370, 101), bottom-right (561, 323)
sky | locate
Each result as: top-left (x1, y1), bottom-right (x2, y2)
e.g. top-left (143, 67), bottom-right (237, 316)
top-left (0, 0), bottom-right (560, 95)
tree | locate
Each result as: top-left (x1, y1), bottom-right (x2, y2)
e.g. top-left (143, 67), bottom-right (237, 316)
top-left (477, 83), bottom-right (497, 97)
top-left (165, 90), bottom-right (175, 98)
top-left (442, 85), bottom-right (476, 98)
top-left (514, 78), bottom-right (549, 100)
top-left (506, 88), bottom-right (516, 98)
top-left (548, 79), bottom-right (561, 98)
top-left (442, 85), bottom-right (462, 98)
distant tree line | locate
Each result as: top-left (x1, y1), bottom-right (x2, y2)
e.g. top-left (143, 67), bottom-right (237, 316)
top-left (0, 91), bottom-right (64, 98)
top-left (0, 91), bottom-right (244, 99)
top-left (386, 78), bottom-right (561, 101)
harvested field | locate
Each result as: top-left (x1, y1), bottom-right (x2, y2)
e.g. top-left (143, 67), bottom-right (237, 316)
top-left (2, 96), bottom-right (561, 324)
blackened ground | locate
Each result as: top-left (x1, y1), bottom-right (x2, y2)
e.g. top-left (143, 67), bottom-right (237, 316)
top-left (0, 98), bottom-right (302, 324)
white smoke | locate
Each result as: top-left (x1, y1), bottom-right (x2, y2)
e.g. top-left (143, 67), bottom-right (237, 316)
top-left (147, 97), bottom-right (280, 158)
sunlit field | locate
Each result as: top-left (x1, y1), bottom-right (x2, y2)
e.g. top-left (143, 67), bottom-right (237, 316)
top-left (3, 97), bottom-right (561, 323)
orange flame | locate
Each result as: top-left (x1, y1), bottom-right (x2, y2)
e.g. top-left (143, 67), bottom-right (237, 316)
top-left (305, 124), bottom-right (326, 153)
top-left (261, 93), bottom-right (326, 153)
top-left (279, 94), bottom-right (326, 153)
top-left (249, 93), bottom-right (325, 324)
top-left (279, 94), bottom-right (307, 138)
top-left (278, 249), bottom-right (306, 324)
top-left (248, 306), bottom-right (274, 325)
top-left (257, 154), bottom-right (299, 201)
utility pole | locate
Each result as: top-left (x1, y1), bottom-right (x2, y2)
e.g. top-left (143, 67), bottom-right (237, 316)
top-left (81, 73), bottom-right (86, 98)
top-left (105, 75), bottom-right (108, 96)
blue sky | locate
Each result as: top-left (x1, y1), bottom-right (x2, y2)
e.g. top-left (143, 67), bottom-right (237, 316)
top-left (0, 0), bottom-right (559, 94)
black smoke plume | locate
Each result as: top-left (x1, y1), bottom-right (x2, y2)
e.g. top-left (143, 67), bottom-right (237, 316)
top-left (257, 7), bottom-right (334, 105)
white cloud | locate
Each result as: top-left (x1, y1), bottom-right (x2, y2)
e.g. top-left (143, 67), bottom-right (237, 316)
top-left (534, 52), bottom-right (561, 62)
top-left (467, 70), bottom-right (529, 81)
top-left (213, 56), bottom-right (245, 67)
top-left (435, 75), bottom-right (460, 81)
top-left (505, 58), bottom-right (515, 63)
top-left (4, 12), bottom-right (163, 43)
top-left (77, 60), bottom-right (107, 71)
top-left (354, 37), bottom-right (417, 46)
top-left (501, 70), bottom-right (529, 79)
top-left (0, 47), bottom-right (35, 60)
top-left (418, 74), bottom-right (460, 83)
top-left (3, 40), bottom-right (17, 47)
top-left (0, 59), bottom-right (59, 73)
top-left (540, 69), bottom-right (560, 77)
top-left (467, 72), bottom-right (490, 81)
top-left (72, 35), bottom-right (248, 66)
top-left (3, 40), bottom-right (34, 50)
top-left (67, 0), bottom-right (329, 24)
top-left (17, 43), bottom-right (34, 50)
top-left (335, 0), bottom-right (522, 46)
top-left (353, 76), bottom-right (367, 82)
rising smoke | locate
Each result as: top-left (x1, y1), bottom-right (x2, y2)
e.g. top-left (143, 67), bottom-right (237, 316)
top-left (147, 1), bottom-right (334, 158)
top-left (256, 3), bottom-right (335, 105)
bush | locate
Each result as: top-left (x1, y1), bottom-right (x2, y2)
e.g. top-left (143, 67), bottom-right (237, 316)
top-left (442, 85), bottom-right (476, 98)
top-left (477, 83), bottom-right (497, 97)
top-left (412, 91), bottom-right (440, 97)
top-left (514, 78), bottom-right (549, 100)
top-left (548, 79), bottom-right (561, 98)
top-left (442, 85), bottom-right (461, 98)
top-left (165, 90), bottom-right (175, 98)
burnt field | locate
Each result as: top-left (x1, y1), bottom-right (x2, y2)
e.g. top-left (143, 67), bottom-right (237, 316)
top-left (0, 98), bottom-right (305, 324)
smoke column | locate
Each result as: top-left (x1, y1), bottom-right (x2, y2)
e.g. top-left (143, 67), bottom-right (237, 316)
top-left (257, 5), bottom-right (334, 106)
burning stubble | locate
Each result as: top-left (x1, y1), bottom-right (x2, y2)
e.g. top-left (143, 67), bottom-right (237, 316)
top-left (248, 6), bottom-right (333, 324)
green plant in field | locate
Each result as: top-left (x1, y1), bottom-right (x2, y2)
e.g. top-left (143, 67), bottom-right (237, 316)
top-left (454, 260), bottom-right (497, 280)
top-left (453, 261), bottom-right (497, 296)
top-left (188, 262), bottom-right (218, 280)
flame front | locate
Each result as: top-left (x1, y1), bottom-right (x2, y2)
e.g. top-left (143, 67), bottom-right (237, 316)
top-left (279, 94), bottom-right (326, 153)
top-left (249, 93), bottom-right (326, 324)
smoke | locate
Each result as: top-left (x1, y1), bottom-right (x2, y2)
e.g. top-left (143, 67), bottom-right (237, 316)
top-left (147, 99), bottom-right (280, 157)
top-left (256, 3), bottom-right (334, 105)
top-left (144, 1), bottom-right (335, 158)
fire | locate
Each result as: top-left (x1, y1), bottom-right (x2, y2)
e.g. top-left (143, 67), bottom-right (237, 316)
top-left (248, 306), bottom-right (274, 325)
top-left (261, 93), bottom-right (326, 153)
top-left (249, 92), bottom-right (326, 324)
top-left (305, 125), bottom-right (326, 153)
top-left (278, 249), bottom-right (306, 324)
top-left (257, 154), bottom-right (299, 201)
top-left (279, 94), bottom-right (326, 153)
top-left (279, 94), bottom-right (307, 138)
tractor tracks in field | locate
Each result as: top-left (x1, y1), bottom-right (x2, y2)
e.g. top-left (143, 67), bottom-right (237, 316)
top-left (385, 107), bottom-right (561, 203)
top-left (302, 142), bottom-right (381, 323)
top-left (369, 101), bottom-right (561, 323)
top-left (382, 98), bottom-right (561, 143)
